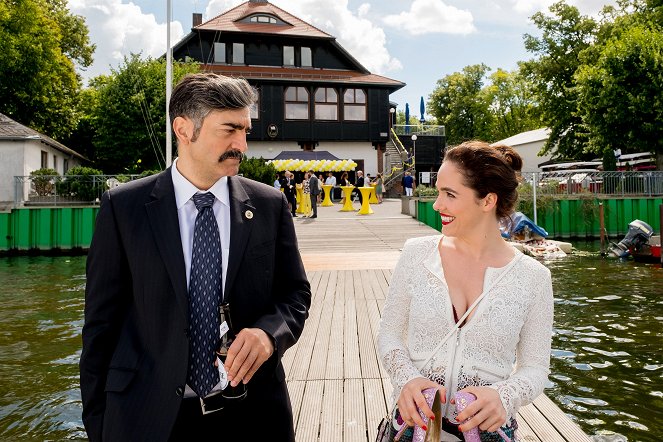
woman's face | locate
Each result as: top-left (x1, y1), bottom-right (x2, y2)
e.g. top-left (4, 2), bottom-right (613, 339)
top-left (432, 161), bottom-right (487, 236)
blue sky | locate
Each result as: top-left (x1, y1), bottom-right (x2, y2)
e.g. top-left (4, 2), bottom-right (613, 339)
top-left (67, 0), bottom-right (614, 119)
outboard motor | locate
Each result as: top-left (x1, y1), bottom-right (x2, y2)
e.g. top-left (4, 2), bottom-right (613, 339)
top-left (609, 220), bottom-right (654, 258)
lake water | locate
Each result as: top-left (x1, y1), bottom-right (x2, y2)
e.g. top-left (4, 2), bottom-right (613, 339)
top-left (0, 243), bottom-right (661, 441)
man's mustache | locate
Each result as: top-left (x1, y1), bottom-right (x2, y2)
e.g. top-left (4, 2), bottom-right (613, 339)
top-left (219, 150), bottom-right (246, 162)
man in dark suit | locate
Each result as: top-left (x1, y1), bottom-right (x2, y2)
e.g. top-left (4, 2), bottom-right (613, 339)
top-left (354, 170), bottom-right (365, 204)
top-left (280, 170), bottom-right (297, 217)
top-left (307, 170), bottom-right (319, 218)
top-left (80, 73), bottom-right (311, 442)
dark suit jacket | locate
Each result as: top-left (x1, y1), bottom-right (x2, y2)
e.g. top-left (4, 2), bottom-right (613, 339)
top-left (308, 175), bottom-right (320, 196)
top-left (80, 169), bottom-right (311, 441)
top-left (280, 177), bottom-right (296, 202)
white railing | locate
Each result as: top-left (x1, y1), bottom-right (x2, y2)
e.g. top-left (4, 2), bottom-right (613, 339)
top-left (13, 174), bottom-right (145, 207)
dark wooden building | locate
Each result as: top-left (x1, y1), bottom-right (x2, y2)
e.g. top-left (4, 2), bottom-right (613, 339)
top-left (171, 0), bottom-right (405, 176)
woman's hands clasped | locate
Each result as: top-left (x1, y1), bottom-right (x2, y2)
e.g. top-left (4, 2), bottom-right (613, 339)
top-left (453, 386), bottom-right (507, 433)
top-left (396, 377), bottom-right (444, 430)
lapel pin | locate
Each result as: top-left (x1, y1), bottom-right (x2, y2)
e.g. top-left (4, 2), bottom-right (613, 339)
top-left (245, 210), bottom-right (254, 219)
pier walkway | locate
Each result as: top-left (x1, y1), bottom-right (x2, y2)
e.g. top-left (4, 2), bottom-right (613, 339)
top-left (283, 198), bottom-right (591, 442)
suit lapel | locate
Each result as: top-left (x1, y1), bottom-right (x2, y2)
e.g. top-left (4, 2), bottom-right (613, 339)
top-left (145, 169), bottom-right (188, 319)
top-left (225, 176), bottom-right (255, 300)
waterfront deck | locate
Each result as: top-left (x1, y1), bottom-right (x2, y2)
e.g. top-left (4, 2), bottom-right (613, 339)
top-left (284, 198), bottom-right (591, 442)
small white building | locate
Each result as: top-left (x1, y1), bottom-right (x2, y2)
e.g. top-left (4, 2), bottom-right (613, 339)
top-left (493, 128), bottom-right (553, 172)
top-left (0, 113), bottom-right (85, 205)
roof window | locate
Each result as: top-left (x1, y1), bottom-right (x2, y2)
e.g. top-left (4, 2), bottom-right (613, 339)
top-left (244, 14), bottom-right (285, 25)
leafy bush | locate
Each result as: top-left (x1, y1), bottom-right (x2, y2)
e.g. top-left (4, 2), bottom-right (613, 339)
top-left (57, 166), bottom-right (104, 201)
top-left (30, 168), bottom-right (59, 196)
top-left (238, 157), bottom-right (276, 185)
top-left (139, 169), bottom-right (162, 178)
top-left (413, 184), bottom-right (439, 198)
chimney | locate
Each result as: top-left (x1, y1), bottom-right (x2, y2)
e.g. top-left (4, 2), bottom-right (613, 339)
top-left (192, 13), bottom-right (202, 27)
top-left (249, 0), bottom-right (268, 3)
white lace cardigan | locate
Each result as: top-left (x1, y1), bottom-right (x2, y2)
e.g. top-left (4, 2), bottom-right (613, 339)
top-left (377, 235), bottom-right (554, 424)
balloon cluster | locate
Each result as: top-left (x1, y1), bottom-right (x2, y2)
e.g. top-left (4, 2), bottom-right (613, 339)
top-left (267, 159), bottom-right (358, 172)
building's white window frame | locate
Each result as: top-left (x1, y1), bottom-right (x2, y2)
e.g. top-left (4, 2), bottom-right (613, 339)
top-left (284, 86), bottom-right (309, 120)
top-left (232, 43), bottom-right (244, 64)
top-left (314, 87), bottom-right (338, 121)
top-left (214, 42), bottom-right (226, 63)
top-left (343, 88), bottom-right (367, 121)
top-left (301, 47), bottom-right (312, 67)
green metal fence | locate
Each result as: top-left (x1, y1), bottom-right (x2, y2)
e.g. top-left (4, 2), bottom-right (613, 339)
top-left (417, 197), bottom-right (663, 239)
top-left (0, 207), bottom-right (99, 253)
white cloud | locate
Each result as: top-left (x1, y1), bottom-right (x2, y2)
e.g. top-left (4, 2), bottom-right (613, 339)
top-left (68, 0), bottom-right (184, 81)
top-left (205, 0), bottom-right (402, 75)
top-left (382, 0), bottom-right (475, 36)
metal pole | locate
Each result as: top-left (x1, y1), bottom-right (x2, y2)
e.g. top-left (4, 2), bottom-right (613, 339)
top-left (599, 202), bottom-right (605, 256)
top-left (532, 172), bottom-right (538, 225)
top-left (660, 204), bottom-right (663, 265)
top-left (165, 0), bottom-right (173, 168)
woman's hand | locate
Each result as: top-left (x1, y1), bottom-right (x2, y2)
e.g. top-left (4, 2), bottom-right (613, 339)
top-left (453, 386), bottom-right (506, 433)
top-left (396, 377), bottom-right (444, 430)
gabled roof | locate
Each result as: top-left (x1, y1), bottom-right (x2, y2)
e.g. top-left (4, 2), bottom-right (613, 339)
top-left (197, 1), bottom-right (332, 39)
top-left (494, 128), bottom-right (550, 147)
top-left (0, 113), bottom-right (86, 160)
top-left (204, 65), bottom-right (404, 88)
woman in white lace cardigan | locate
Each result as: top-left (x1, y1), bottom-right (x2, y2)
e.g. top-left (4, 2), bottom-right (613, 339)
top-left (377, 141), bottom-right (554, 441)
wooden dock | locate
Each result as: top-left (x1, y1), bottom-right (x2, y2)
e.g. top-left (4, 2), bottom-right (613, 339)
top-left (283, 198), bottom-right (592, 441)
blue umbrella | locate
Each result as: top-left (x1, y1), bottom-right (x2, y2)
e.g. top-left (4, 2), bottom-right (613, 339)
top-left (420, 96), bottom-right (426, 124)
top-left (405, 103), bottom-right (410, 134)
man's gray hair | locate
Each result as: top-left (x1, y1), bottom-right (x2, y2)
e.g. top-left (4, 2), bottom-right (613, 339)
top-left (169, 73), bottom-right (257, 141)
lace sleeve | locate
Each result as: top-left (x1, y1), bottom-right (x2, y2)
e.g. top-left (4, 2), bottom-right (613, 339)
top-left (377, 241), bottom-right (426, 394)
top-left (489, 266), bottom-right (554, 421)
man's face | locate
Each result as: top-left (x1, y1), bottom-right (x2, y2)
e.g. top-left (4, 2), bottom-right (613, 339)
top-left (177, 108), bottom-right (251, 186)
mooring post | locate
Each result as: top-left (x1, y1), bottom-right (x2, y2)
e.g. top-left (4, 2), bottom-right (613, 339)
top-left (599, 202), bottom-right (605, 256)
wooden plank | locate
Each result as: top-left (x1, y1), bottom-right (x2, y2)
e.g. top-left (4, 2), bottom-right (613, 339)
top-left (296, 380), bottom-right (324, 442)
top-left (319, 379), bottom-right (344, 442)
top-left (364, 378), bottom-right (387, 442)
top-left (344, 299), bottom-right (362, 379)
top-left (325, 280), bottom-right (345, 380)
top-left (288, 380), bottom-right (306, 431)
top-left (343, 270), bottom-right (354, 301)
top-left (366, 298), bottom-right (389, 379)
top-left (356, 299), bottom-right (381, 379)
top-left (515, 413), bottom-right (543, 442)
top-left (344, 378), bottom-right (368, 442)
top-left (308, 280), bottom-right (334, 380)
top-left (381, 377), bottom-right (394, 410)
top-left (518, 402), bottom-right (567, 442)
top-left (532, 394), bottom-right (593, 442)
top-left (352, 270), bottom-right (365, 299)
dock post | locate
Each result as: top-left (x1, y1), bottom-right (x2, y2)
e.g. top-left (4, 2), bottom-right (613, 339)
top-left (599, 202), bottom-right (605, 255)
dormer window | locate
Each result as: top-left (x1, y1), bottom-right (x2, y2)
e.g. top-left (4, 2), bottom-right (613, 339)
top-left (250, 15), bottom-right (276, 24)
top-left (242, 13), bottom-right (287, 25)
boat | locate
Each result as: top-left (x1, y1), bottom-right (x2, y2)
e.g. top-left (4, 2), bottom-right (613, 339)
top-left (608, 220), bottom-right (661, 263)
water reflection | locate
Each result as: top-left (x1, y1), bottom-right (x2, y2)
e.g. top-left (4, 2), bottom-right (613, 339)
top-left (0, 246), bottom-right (661, 440)
top-left (546, 241), bottom-right (663, 442)
top-left (0, 256), bottom-right (87, 440)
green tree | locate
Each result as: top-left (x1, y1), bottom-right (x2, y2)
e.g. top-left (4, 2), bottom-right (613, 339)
top-left (239, 157), bottom-right (276, 185)
top-left (88, 55), bottom-right (199, 173)
top-left (0, 0), bottom-right (94, 140)
top-left (575, 25), bottom-right (663, 168)
top-left (521, 2), bottom-right (597, 159)
top-left (484, 68), bottom-right (541, 141)
top-left (428, 64), bottom-right (493, 145)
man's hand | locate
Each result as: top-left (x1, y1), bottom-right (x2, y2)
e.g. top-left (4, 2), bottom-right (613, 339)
top-left (224, 328), bottom-right (274, 387)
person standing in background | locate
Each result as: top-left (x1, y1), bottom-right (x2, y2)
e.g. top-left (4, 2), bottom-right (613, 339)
top-left (308, 170), bottom-right (320, 219)
top-left (281, 171), bottom-right (297, 217)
